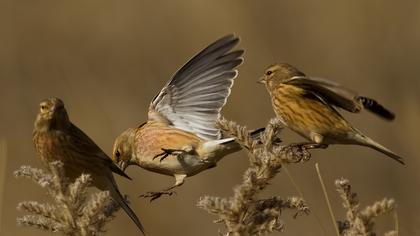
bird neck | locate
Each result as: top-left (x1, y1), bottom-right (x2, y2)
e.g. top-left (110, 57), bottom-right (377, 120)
top-left (121, 127), bottom-right (137, 159)
top-left (34, 113), bottom-right (71, 132)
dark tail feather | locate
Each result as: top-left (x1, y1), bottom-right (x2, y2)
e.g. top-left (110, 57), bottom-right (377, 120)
top-left (222, 127), bottom-right (265, 145)
top-left (109, 183), bottom-right (145, 235)
top-left (250, 127), bottom-right (265, 138)
top-left (358, 96), bottom-right (395, 120)
top-left (218, 127), bottom-right (266, 154)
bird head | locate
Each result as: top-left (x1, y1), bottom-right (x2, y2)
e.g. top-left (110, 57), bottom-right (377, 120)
top-left (258, 63), bottom-right (305, 90)
top-left (112, 128), bottom-right (137, 171)
top-left (34, 97), bottom-right (70, 131)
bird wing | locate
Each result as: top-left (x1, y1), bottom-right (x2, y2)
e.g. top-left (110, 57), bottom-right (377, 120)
top-left (148, 34), bottom-right (243, 140)
top-left (284, 76), bottom-right (363, 113)
top-left (69, 123), bottom-right (132, 180)
top-left (284, 76), bottom-right (395, 120)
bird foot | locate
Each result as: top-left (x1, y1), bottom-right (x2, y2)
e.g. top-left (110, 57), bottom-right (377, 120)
top-left (139, 190), bottom-right (176, 202)
top-left (153, 148), bottom-right (187, 162)
top-left (286, 143), bottom-right (328, 163)
top-left (198, 158), bottom-right (214, 165)
top-left (286, 147), bottom-right (311, 163)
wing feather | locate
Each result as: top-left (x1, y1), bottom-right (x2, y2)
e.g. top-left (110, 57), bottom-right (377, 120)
top-left (285, 76), bottom-right (395, 120)
top-left (285, 76), bottom-right (362, 112)
top-left (149, 35), bottom-right (243, 140)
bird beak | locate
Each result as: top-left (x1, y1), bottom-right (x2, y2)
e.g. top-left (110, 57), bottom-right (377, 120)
top-left (258, 76), bottom-right (266, 84)
top-left (118, 161), bottom-right (128, 171)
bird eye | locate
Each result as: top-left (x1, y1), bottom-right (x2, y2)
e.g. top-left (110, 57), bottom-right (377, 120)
top-left (266, 71), bottom-right (273, 76)
top-left (115, 150), bottom-right (121, 160)
top-left (40, 105), bottom-right (47, 111)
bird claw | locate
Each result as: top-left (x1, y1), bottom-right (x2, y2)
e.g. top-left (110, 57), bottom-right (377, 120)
top-left (153, 148), bottom-right (186, 162)
top-left (139, 190), bottom-right (176, 202)
top-left (285, 144), bottom-right (311, 163)
top-left (286, 143), bottom-right (328, 163)
top-left (199, 158), bottom-right (213, 164)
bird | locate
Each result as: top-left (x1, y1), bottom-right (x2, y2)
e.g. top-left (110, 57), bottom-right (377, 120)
top-left (33, 97), bottom-right (145, 234)
top-left (258, 63), bottom-right (404, 165)
top-left (112, 34), bottom-right (263, 201)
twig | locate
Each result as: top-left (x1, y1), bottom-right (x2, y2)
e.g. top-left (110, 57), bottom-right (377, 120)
top-left (0, 139), bottom-right (7, 235)
top-left (283, 165), bottom-right (329, 236)
top-left (316, 163), bottom-right (340, 236)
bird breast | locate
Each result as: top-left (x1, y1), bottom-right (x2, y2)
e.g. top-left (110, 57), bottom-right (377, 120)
top-left (132, 122), bottom-right (211, 176)
top-left (271, 84), bottom-right (351, 139)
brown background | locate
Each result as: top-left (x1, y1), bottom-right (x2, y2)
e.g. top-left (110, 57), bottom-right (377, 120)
top-left (1, 0), bottom-right (419, 235)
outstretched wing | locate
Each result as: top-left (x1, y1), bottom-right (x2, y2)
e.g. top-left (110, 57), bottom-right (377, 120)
top-left (148, 35), bottom-right (243, 140)
top-left (285, 76), bottom-right (395, 120)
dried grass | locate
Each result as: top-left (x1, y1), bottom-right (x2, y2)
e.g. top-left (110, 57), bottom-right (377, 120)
top-left (15, 161), bottom-right (119, 236)
top-left (335, 178), bottom-right (397, 236)
top-left (197, 118), bottom-right (310, 236)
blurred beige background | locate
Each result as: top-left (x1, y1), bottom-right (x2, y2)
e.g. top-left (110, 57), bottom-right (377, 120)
top-left (1, 0), bottom-right (419, 235)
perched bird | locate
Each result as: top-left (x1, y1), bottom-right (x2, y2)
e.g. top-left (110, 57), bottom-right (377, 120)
top-left (258, 63), bottom-right (404, 164)
top-left (112, 35), bottom-right (262, 200)
top-left (33, 97), bottom-right (145, 234)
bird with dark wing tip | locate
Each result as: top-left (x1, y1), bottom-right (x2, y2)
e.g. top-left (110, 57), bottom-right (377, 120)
top-left (112, 35), bottom-right (264, 201)
top-left (258, 63), bottom-right (404, 165)
top-left (33, 97), bottom-right (145, 234)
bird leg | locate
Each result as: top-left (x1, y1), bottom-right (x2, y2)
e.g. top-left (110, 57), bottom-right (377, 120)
top-left (139, 189), bottom-right (174, 202)
top-left (295, 142), bottom-right (328, 150)
top-left (289, 142), bottom-right (329, 151)
top-left (140, 174), bottom-right (186, 202)
top-left (153, 148), bottom-right (189, 162)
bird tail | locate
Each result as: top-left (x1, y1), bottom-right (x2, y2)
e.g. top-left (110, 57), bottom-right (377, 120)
top-left (218, 127), bottom-right (266, 152)
top-left (108, 180), bottom-right (145, 235)
top-left (352, 131), bottom-right (405, 165)
top-left (202, 127), bottom-right (266, 160)
top-left (250, 127), bottom-right (266, 139)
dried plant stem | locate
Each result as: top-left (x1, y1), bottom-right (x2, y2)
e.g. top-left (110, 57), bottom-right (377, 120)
top-left (282, 166), bottom-right (304, 200)
top-left (316, 163), bottom-right (340, 236)
top-left (335, 178), bottom-right (397, 236)
top-left (0, 139), bottom-right (7, 235)
top-left (283, 166), bottom-right (329, 236)
top-left (198, 118), bottom-right (310, 235)
top-left (394, 211), bottom-right (399, 236)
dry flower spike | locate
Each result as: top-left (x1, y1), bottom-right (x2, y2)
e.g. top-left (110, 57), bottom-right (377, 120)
top-left (335, 178), bottom-right (397, 236)
top-left (198, 118), bottom-right (310, 236)
top-left (15, 161), bottom-right (120, 236)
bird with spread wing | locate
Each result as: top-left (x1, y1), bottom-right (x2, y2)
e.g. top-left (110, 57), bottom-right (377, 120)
top-left (112, 35), bottom-right (262, 201)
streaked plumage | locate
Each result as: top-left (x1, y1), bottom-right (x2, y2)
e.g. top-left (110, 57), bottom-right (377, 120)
top-left (112, 35), bottom-right (262, 200)
top-left (33, 97), bottom-right (145, 234)
top-left (259, 63), bottom-right (404, 164)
